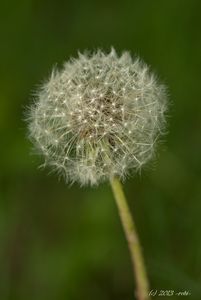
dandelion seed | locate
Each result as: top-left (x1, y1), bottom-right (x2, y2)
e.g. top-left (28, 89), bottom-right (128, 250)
top-left (25, 49), bottom-right (167, 299)
top-left (27, 48), bottom-right (167, 186)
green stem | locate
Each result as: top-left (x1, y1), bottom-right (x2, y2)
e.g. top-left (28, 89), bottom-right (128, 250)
top-left (110, 176), bottom-right (150, 300)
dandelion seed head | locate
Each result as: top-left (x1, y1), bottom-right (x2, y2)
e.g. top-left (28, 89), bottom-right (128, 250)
top-left (27, 48), bottom-right (168, 186)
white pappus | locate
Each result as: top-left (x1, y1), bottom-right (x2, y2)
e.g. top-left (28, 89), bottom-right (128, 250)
top-left (27, 48), bottom-right (167, 185)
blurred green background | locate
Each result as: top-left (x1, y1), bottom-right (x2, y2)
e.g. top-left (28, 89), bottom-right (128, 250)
top-left (1, 0), bottom-right (201, 299)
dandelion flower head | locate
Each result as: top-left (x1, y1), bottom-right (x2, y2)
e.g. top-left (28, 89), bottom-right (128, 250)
top-left (28, 48), bottom-right (167, 185)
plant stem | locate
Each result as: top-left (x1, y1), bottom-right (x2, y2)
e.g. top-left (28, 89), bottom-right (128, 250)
top-left (110, 176), bottom-right (150, 300)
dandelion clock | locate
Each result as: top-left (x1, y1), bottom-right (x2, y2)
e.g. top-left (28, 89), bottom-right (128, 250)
top-left (27, 49), bottom-right (168, 300)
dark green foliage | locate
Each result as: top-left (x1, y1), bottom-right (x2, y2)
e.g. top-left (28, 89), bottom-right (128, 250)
top-left (0, 0), bottom-right (201, 299)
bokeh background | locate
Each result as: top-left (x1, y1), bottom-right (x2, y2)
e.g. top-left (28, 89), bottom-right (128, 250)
top-left (1, 1), bottom-right (201, 299)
